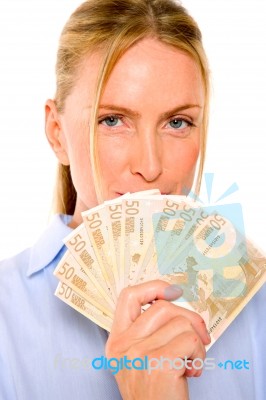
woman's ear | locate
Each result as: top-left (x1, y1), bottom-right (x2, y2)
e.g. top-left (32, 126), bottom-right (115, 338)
top-left (45, 99), bottom-right (70, 166)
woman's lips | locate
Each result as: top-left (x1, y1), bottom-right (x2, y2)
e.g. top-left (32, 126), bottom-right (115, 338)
top-left (115, 191), bottom-right (171, 196)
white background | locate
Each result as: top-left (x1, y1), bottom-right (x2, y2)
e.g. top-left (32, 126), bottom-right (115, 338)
top-left (0, 0), bottom-right (265, 260)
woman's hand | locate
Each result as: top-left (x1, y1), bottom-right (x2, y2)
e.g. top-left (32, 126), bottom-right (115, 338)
top-left (106, 280), bottom-right (211, 400)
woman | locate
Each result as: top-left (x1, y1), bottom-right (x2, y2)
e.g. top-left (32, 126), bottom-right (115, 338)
top-left (0, 0), bottom-right (265, 399)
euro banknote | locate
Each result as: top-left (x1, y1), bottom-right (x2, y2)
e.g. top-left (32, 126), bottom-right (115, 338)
top-left (54, 190), bottom-right (266, 350)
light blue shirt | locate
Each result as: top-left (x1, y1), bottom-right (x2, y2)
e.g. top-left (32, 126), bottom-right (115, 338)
top-left (0, 214), bottom-right (265, 399)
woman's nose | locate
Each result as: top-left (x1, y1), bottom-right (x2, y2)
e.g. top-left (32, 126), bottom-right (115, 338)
top-left (129, 131), bottom-right (163, 182)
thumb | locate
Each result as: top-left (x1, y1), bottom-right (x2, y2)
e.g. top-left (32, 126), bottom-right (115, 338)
top-left (112, 280), bottom-right (183, 334)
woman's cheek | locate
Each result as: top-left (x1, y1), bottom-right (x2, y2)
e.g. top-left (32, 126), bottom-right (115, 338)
top-left (166, 138), bottom-right (200, 191)
top-left (99, 137), bottom-right (131, 171)
top-left (184, 140), bottom-right (200, 171)
top-left (169, 137), bottom-right (200, 171)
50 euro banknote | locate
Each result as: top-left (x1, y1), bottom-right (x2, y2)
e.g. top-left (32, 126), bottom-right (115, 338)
top-left (54, 191), bottom-right (266, 350)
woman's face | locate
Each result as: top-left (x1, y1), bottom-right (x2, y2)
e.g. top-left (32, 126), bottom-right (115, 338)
top-left (48, 37), bottom-right (204, 226)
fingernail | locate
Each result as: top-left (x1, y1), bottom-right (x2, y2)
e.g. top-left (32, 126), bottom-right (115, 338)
top-left (164, 284), bottom-right (183, 300)
top-left (201, 319), bottom-right (211, 342)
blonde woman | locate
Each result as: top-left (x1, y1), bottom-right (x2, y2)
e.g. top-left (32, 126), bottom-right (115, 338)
top-left (0, 1), bottom-right (264, 399)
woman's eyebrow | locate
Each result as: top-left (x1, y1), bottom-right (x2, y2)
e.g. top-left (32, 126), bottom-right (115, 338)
top-left (98, 104), bottom-right (140, 117)
top-left (160, 104), bottom-right (203, 119)
top-left (97, 103), bottom-right (202, 119)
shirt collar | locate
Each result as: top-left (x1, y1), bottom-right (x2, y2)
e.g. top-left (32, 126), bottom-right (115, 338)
top-left (27, 214), bottom-right (73, 277)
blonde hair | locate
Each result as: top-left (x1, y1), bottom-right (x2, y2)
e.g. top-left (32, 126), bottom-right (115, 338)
top-left (53, 0), bottom-right (210, 215)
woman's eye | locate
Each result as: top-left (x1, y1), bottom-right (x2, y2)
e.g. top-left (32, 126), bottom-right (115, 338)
top-left (99, 115), bottom-right (123, 127)
top-left (168, 118), bottom-right (192, 129)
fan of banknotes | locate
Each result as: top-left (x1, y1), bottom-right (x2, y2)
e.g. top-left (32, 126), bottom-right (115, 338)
top-left (54, 189), bottom-right (266, 350)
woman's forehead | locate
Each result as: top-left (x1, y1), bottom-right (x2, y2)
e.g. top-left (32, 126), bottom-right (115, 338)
top-left (69, 37), bottom-right (204, 109)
